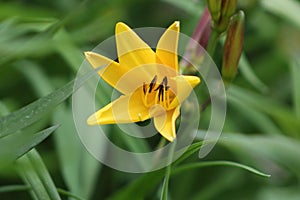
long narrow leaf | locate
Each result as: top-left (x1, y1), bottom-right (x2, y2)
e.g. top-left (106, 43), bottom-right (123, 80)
top-left (0, 125), bottom-right (59, 168)
top-left (239, 53), bottom-right (268, 93)
top-left (172, 161), bottom-right (270, 177)
top-left (291, 57), bottom-right (300, 118)
top-left (0, 68), bottom-right (98, 138)
top-left (16, 149), bottom-right (61, 200)
top-left (261, 0), bottom-right (300, 29)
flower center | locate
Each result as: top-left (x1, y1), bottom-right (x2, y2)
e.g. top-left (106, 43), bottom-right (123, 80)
top-left (142, 75), bottom-right (174, 110)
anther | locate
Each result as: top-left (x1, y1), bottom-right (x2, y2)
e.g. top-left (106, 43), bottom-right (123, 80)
top-left (162, 76), bottom-right (168, 86)
top-left (162, 76), bottom-right (169, 90)
top-left (155, 85), bottom-right (164, 101)
top-left (149, 75), bottom-right (157, 93)
top-left (143, 82), bottom-right (146, 94)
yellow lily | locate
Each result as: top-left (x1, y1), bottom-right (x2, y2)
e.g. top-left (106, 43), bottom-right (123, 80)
top-left (85, 21), bottom-right (200, 142)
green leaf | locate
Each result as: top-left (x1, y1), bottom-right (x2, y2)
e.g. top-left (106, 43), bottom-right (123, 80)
top-left (53, 29), bottom-right (84, 72)
top-left (53, 106), bottom-right (100, 199)
top-left (219, 133), bottom-right (300, 178)
top-left (0, 68), bottom-right (97, 138)
top-left (291, 57), bottom-right (300, 118)
top-left (163, 0), bottom-right (203, 16)
top-left (261, 0), bottom-right (300, 29)
top-left (239, 53), bottom-right (269, 93)
top-left (17, 60), bottom-right (102, 199)
top-left (16, 149), bottom-right (61, 200)
top-left (0, 185), bottom-right (30, 193)
top-left (172, 161), bottom-right (270, 178)
top-left (109, 139), bottom-right (268, 200)
top-left (227, 85), bottom-right (300, 137)
top-left (0, 185), bottom-right (86, 200)
top-left (0, 125), bottom-right (59, 168)
top-left (173, 141), bottom-right (203, 166)
top-left (109, 141), bottom-right (203, 200)
top-left (228, 93), bottom-right (282, 135)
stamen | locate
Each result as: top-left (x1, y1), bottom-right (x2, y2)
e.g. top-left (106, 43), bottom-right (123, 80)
top-left (163, 77), bottom-right (169, 91)
top-left (166, 89), bottom-right (170, 108)
top-left (158, 86), bottom-right (164, 101)
top-left (163, 86), bottom-right (167, 108)
top-left (143, 82), bottom-right (146, 94)
top-left (162, 76), bottom-right (168, 87)
top-left (154, 84), bottom-right (163, 101)
top-left (142, 75), bottom-right (172, 110)
top-left (149, 75), bottom-right (157, 93)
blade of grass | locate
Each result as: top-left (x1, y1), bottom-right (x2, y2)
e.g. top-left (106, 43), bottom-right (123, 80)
top-left (0, 185), bottom-right (84, 200)
top-left (53, 106), bottom-right (100, 199)
top-left (17, 60), bottom-right (101, 199)
top-left (219, 132), bottom-right (300, 179)
top-left (163, 0), bottom-right (203, 16)
top-left (16, 61), bottom-right (101, 199)
top-left (172, 141), bottom-right (203, 166)
top-left (172, 161), bottom-right (270, 177)
top-left (227, 85), bottom-right (300, 137)
top-left (0, 67), bottom-right (99, 138)
top-left (261, 0), bottom-right (300, 29)
top-left (16, 149), bottom-right (61, 200)
top-left (0, 125), bottom-right (59, 168)
top-left (53, 29), bottom-right (84, 72)
top-left (109, 141), bottom-right (203, 200)
top-left (239, 53), bottom-right (269, 93)
top-left (228, 94), bottom-right (282, 135)
top-left (110, 139), bottom-right (269, 199)
top-left (0, 185), bottom-right (30, 193)
top-left (291, 57), bottom-right (300, 118)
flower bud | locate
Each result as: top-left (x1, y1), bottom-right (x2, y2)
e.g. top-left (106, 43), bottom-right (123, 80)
top-left (207, 0), bottom-right (221, 24)
top-left (217, 0), bottom-right (238, 32)
top-left (207, 0), bottom-right (238, 33)
top-left (222, 10), bottom-right (244, 83)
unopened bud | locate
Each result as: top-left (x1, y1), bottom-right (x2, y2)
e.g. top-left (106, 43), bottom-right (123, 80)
top-left (222, 10), bottom-right (244, 83)
top-left (207, 0), bottom-right (238, 33)
top-left (207, 0), bottom-right (221, 25)
top-left (217, 0), bottom-right (238, 32)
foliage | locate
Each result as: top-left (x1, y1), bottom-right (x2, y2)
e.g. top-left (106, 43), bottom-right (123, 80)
top-left (0, 0), bottom-right (300, 199)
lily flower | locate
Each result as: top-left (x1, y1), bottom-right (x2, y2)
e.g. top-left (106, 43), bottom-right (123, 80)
top-left (85, 21), bottom-right (200, 142)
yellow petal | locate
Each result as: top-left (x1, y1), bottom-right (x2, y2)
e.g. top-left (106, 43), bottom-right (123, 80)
top-left (85, 51), bottom-right (130, 94)
top-left (153, 106), bottom-right (180, 142)
top-left (181, 75), bottom-right (201, 88)
top-left (156, 21), bottom-right (180, 72)
top-left (115, 22), bottom-right (157, 69)
top-left (169, 75), bottom-right (201, 109)
top-left (87, 88), bottom-right (150, 124)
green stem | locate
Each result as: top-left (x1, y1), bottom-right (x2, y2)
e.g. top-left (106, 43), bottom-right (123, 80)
top-left (160, 140), bottom-right (177, 200)
top-left (206, 29), bottom-right (220, 58)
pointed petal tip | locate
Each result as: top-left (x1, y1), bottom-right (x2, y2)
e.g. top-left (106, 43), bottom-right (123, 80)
top-left (84, 51), bottom-right (93, 58)
top-left (84, 51), bottom-right (101, 59)
top-left (86, 114), bottom-right (98, 125)
top-left (116, 22), bottom-right (131, 34)
top-left (169, 21), bottom-right (180, 31)
top-left (186, 76), bottom-right (201, 88)
top-left (166, 135), bottom-right (176, 142)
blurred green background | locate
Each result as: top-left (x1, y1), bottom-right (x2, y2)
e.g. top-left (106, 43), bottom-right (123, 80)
top-left (1, 0), bottom-right (300, 199)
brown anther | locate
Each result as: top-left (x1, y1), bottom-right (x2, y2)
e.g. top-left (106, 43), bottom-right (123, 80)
top-left (143, 82), bottom-right (146, 94)
top-left (149, 75), bottom-right (157, 93)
